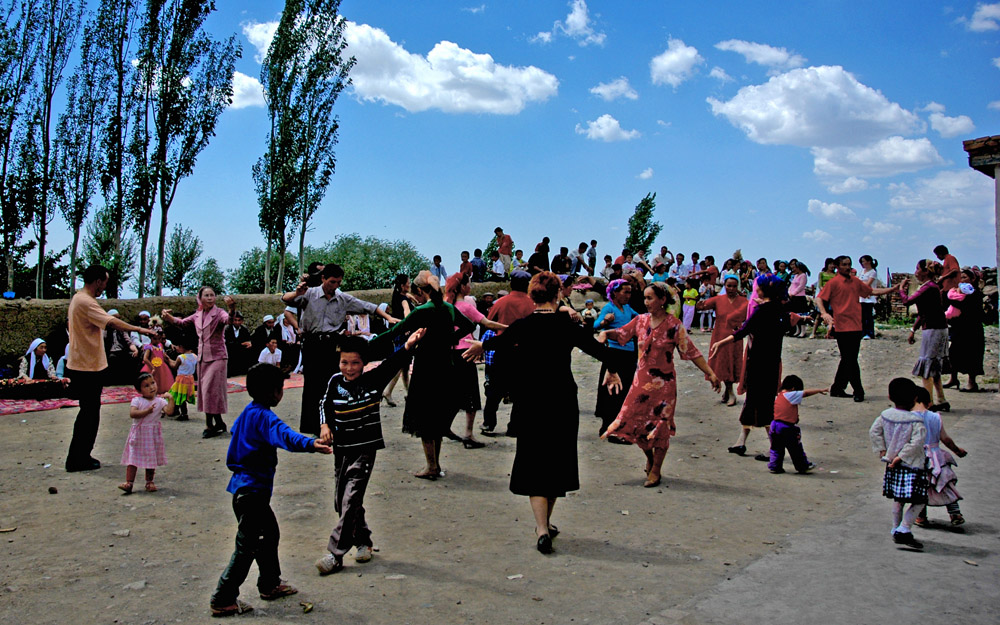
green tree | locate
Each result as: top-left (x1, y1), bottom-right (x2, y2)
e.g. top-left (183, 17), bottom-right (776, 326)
top-left (0, 0), bottom-right (43, 292)
top-left (623, 192), bottom-right (661, 255)
top-left (81, 202), bottom-right (136, 293)
top-left (133, 0), bottom-right (240, 296)
top-left (308, 234), bottom-right (428, 291)
top-left (162, 224), bottom-right (202, 295)
top-left (188, 255), bottom-right (225, 294)
top-left (32, 0), bottom-right (81, 298)
top-left (227, 246), bottom-right (298, 295)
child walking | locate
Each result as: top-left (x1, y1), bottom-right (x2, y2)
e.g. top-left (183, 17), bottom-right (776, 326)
top-left (209, 363), bottom-right (332, 617)
top-left (768, 375), bottom-right (826, 474)
top-left (869, 377), bottom-right (928, 549)
top-left (912, 387), bottom-right (968, 527)
top-left (120, 373), bottom-right (174, 494)
top-left (168, 337), bottom-right (197, 421)
top-left (315, 330), bottom-right (425, 575)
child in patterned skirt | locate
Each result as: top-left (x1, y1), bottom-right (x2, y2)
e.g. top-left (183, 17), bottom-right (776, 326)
top-left (120, 373), bottom-right (175, 494)
top-left (168, 337), bottom-right (197, 421)
top-left (869, 377), bottom-right (928, 549)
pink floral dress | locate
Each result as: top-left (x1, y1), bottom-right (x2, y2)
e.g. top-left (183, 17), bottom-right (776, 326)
top-left (121, 396), bottom-right (168, 468)
top-left (608, 314), bottom-right (702, 451)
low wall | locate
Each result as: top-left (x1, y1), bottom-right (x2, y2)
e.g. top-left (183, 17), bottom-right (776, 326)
top-left (0, 281), bottom-right (515, 364)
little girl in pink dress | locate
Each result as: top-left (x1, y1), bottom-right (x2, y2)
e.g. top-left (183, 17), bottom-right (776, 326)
top-left (120, 373), bottom-right (175, 494)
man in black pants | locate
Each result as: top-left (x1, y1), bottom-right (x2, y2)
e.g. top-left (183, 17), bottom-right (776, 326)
top-left (65, 265), bottom-right (155, 472)
top-left (282, 264), bottom-right (398, 435)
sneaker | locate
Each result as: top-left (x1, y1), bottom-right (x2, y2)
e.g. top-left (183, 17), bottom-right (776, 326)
top-left (892, 531), bottom-right (923, 549)
top-left (797, 462), bottom-right (816, 474)
top-left (913, 516), bottom-right (930, 528)
top-left (315, 552), bottom-right (344, 575)
top-left (259, 582), bottom-right (298, 601)
top-left (769, 467), bottom-right (785, 474)
top-left (355, 545), bottom-right (373, 563)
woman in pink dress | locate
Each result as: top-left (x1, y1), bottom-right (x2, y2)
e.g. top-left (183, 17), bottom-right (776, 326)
top-left (162, 287), bottom-right (236, 438)
top-left (697, 274), bottom-right (748, 406)
top-left (602, 282), bottom-right (721, 487)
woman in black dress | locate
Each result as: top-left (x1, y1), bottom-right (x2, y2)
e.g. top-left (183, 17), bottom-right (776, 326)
top-left (465, 272), bottom-right (622, 554)
top-left (945, 268), bottom-right (985, 392)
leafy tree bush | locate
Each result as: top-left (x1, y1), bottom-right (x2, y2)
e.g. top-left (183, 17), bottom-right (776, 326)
top-left (624, 192), bottom-right (661, 254)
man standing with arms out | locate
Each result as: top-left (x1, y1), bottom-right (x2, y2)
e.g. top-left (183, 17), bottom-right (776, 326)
top-left (934, 245), bottom-right (960, 295)
top-left (282, 264), bottom-right (399, 435)
top-left (817, 255), bottom-right (895, 403)
top-left (586, 240), bottom-right (598, 276)
top-left (66, 264), bottom-right (156, 472)
top-left (569, 242), bottom-right (592, 275)
top-left (494, 227), bottom-right (514, 276)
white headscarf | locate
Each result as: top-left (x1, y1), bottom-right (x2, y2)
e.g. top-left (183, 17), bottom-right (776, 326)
top-left (26, 338), bottom-right (50, 377)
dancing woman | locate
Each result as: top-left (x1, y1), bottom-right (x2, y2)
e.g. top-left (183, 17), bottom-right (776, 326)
top-left (898, 259), bottom-right (950, 411)
top-left (592, 279), bottom-right (638, 437)
top-left (602, 282), bottom-right (721, 487)
top-left (163, 287), bottom-right (236, 438)
top-left (464, 272), bottom-right (622, 554)
top-left (697, 274), bottom-right (748, 406)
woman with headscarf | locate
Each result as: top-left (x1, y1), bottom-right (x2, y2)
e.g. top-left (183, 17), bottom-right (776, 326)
top-left (602, 282), bottom-right (721, 487)
top-left (463, 272), bottom-right (623, 554)
top-left (10, 339), bottom-right (70, 400)
top-left (944, 267), bottom-right (985, 392)
top-left (697, 274), bottom-right (748, 406)
top-left (162, 287), bottom-right (237, 437)
top-left (897, 259), bottom-right (950, 411)
top-left (592, 278), bottom-right (639, 438)
top-left (371, 270), bottom-right (478, 479)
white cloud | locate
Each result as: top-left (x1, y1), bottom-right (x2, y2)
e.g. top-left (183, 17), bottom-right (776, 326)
top-left (989, 100), bottom-right (1000, 111)
top-left (534, 0), bottom-right (606, 46)
top-left (590, 77), bottom-right (638, 101)
top-left (229, 71), bottom-right (266, 109)
top-left (345, 23), bottom-right (558, 114)
top-left (242, 21), bottom-right (278, 63)
top-left (462, 4), bottom-right (486, 14)
top-left (889, 169), bottom-right (995, 211)
top-left (827, 176), bottom-right (870, 194)
top-left (707, 66), bottom-right (922, 148)
top-left (993, 57), bottom-right (1000, 69)
top-left (965, 2), bottom-right (1000, 31)
top-left (863, 218), bottom-right (901, 234)
top-left (928, 109), bottom-right (975, 138)
top-left (802, 229), bottom-right (832, 242)
top-left (714, 39), bottom-right (805, 71)
top-left (575, 114), bottom-right (640, 142)
top-left (637, 167), bottom-right (653, 179)
top-left (709, 66), bottom-right (733, 82)
top-left (812, 137), bottom-right (944, 178)
top-left (807, 199), bottom-right (856, 219)
top-left (656, 119), bottom-right (671, 127)
top-left (650, 38), bottom-right (704, 88)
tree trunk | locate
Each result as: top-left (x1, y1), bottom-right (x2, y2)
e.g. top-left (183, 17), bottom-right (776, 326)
top-left (69, 222), bottom-right (80, 291)
top-left (154, 201), bottom-right (168, 296)
top-left (137, 217), bottom-right (151, 297)
top-left (276, 229), bottom-right (286, 294)
top-left (264, 236), bottom-right (272, 295)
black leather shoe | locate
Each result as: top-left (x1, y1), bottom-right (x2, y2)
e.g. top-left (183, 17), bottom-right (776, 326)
top-left (727, 445), bottom-right (746, 456)
top-left (66, 458), bottom-right (100, 472)
top-left (547, 525), bottom-right (559, 539)
top-left (462, 438), bottom-right (486, 449)
top-left (537, 534), bottom-right (553, 554)
top-left (853, 395), bottom-right (865, 403)
top-left (829, 390), bottom-right (852, 398)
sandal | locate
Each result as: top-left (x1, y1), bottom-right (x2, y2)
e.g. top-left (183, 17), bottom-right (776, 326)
top-left (259, 582), bottom-right (298, 601)
top-left (414, 471), bottom-right (437, 481)
top-left (643, 476), bottom-right (661, 488)
top-left (913, 516), bottom-right (929, 528)
top-left (210, 599), bottom-right (253, 617)
top-left (118, 482), bottom-right (133, 494)
top-left (950, 513), bottom-right (965, 526)
top-left (145, 481), bottom-right (158, 492)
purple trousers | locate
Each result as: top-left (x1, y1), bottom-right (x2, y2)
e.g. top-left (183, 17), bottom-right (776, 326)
top-left (768, 420), bottom-right (810, 472)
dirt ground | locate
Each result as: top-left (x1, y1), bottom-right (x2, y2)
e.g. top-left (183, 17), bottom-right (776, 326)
top-left (1, 327), bottom-right (998, 625)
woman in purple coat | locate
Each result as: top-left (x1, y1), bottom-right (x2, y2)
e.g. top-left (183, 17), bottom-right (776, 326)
top-left (163, 287), bottom-right (236, 437)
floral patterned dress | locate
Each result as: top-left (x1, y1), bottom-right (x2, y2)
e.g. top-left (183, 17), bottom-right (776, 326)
top-left (607, 314), bottom-right (702, 451)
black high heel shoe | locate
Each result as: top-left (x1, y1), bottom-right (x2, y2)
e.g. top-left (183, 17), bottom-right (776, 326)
top-left (462, 438), bottom-right (485, 449)
top-left (536, 533), bottom-right (553, 554)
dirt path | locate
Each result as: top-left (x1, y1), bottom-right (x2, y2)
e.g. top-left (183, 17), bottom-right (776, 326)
top-left (1, 328), bottom-right (997, 624)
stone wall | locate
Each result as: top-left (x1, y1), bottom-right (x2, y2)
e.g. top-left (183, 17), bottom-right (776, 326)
top-left (0, 281), bottom-right (515, 364)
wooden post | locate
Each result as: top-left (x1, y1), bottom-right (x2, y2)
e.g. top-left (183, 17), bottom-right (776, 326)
top-left (962, 135), bottom-right (1000, 374)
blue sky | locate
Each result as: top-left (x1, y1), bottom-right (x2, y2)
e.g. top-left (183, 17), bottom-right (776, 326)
top-left (47, 1), bottom-right (1000, 286)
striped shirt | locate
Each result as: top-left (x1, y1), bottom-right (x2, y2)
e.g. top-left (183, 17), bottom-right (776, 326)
top-left (319, 348), bottom-right (410, 453)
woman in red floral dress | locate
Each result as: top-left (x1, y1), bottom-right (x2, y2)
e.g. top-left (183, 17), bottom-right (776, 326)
top-left (697, 274), bottom-right (748, 406)
top-left (602, 282), bottom-right (721, 487)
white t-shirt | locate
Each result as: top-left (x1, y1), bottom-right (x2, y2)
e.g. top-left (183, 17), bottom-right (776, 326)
top-left (859, 268), bottom-right (877, 304)
top-left (258, 347), bottom-right (282, 366)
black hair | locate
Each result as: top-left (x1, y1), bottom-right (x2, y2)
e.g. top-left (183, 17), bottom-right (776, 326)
top-left (933, 245), bottom-right (948, 256)
top-left (134, 372), bottom-right (154, 391)
top-left (246, 363), bottom-right (285, 405)
top-left (888, 377), bottom-right (917, 409)
top-left (82, 264), bottom-right (109, 284)
top-left (705, 255), bottom-right (714, 263)
top-left (794, 261), bottom-right (811, 276)
top-left (461, 250), bottom-right (470, 257)
top-left (859, 255), bottom-right (878, 269)
top-left (232, 310), bottom-right (244, 319)
top-left (338, 336), bottom-right (370, 364)
top-left (604, 254), bottom-right (613, 262)
top-left (560, 246), bottom-right (569, 255)
top-left (914, 386), bottom-right (931, 406)
top-left (393, 273), bottom-right (409, 293)
top-left (306, 261), bottom-right (325, 275)
top-left (474, 248), bottom-right (482, 256)
top-left (780, 375), bottom-right (804, 391)
top-left (510, 271), bottom-right (531, 292)
top-left (321, 263), bottom-right (345, 279)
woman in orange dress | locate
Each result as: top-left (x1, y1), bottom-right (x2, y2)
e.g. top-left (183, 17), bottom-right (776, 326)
top-left (602, 282), bottom-right (721, 487)
top-left (697, 274), bottom-right (748, 406)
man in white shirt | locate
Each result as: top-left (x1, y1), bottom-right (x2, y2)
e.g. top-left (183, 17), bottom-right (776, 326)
top-left (429, 255), bottom-right (447, 283)
top-left (568, 242), bottom-right (592, 275)
top-left (258, 338), bottom-right (283, 366)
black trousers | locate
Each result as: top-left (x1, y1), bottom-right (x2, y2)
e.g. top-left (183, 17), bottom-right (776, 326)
top-left (861, 303), bottom-right (875, 338)
top-left (211, 490), bottom-right (281, 606)
top-left (832, 331), bottom-right (864, 397)
top-left (65, 368), bottom-right (106, 468)
top-left (300, 335), bottom-right (340, 435)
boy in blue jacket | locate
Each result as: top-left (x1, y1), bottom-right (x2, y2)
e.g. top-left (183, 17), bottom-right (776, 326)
top-left (210, 363), bottom-right (332, 617)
